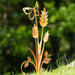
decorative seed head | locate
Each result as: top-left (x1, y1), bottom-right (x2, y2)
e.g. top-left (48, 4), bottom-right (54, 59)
top-left (43, 31), bottom-right (49, 43)
top-left (39, 7), bottom-right (48, 27)
top-left (32, 24), bottom-right (38, 38)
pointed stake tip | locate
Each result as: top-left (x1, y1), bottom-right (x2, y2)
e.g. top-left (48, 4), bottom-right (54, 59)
top-left (43, 7), bottom-right (46, 11)
top-left (35, 1), bottom-right (39, 7)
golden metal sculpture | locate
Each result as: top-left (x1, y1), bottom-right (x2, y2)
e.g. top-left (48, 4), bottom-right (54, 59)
top-left (21, 1), bottom-right (51, 73)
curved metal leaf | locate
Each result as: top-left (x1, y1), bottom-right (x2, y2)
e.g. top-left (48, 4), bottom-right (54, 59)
top-left (24, 62), bottom-right (29, 68)
top-left (43, 58), bottom-right (51, 64)
top-left (26, 47), bottom-right (36, 62)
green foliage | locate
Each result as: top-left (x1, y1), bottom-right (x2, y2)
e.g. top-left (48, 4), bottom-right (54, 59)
top-left (0, 25), bottom-right (32, 55)
top-left (29, 66), bottom-right (75, 75)
top-left (0, 0), bottom-right (36, 73)
top-left (44, 2), bottom-right (75, 56)
top-left (3, 60), bottom-right (75, 75)
top-left (45, 3), bottom-right (75, 35)
top-left (0, 25), bottom-right (33, 73)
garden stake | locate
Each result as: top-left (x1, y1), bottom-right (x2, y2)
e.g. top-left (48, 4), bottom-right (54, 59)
top-left (21, 1), bottom-right (51, 73)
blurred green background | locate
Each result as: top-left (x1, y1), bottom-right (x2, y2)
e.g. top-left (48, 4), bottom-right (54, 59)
top-left (0, 0), bottom-right (75, 74)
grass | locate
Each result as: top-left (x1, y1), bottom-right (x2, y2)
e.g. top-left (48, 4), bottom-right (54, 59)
top-left (29, 66), bottom-right (75, 75)
top-left (21, 61), bottom-right (75, 75)
top-left (3, 60), bottom-right (75, 75)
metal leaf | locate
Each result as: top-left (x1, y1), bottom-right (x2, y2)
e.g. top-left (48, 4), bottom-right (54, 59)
top-left (24, 62), bottom-right (29, 68)
top-left (44, 51), bottom-right (48, 57)
top-left (28, 56), bottom-right (31, 61)
top-left (43, 58), bottom-right (51, 64)
top-left (26, 47), bottom-right (36, 63)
